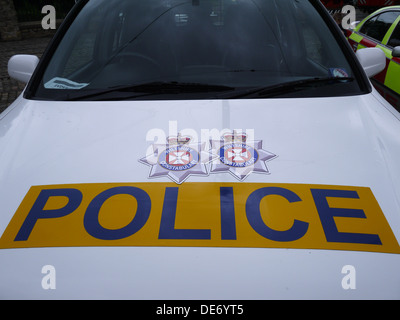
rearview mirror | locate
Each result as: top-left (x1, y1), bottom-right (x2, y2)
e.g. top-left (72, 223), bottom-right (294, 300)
top-left (8, 55), bottom-right (39, 83)
top-left (356, 47), bottom-right (386, 78)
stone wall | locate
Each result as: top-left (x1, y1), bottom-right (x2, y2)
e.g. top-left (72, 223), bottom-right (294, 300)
top-left (0, 0), bottom-right (21, 41)
top-left (18, 19), bottom-right (63, 39)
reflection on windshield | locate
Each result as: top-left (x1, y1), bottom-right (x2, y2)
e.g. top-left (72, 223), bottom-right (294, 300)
top-left (36, 0), bottom-right (360, 100)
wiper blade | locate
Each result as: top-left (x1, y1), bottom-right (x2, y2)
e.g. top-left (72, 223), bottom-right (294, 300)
top-left (63, 81), bottom-right (235, 101)
top-left (227, 77), bottom-right (354, 99)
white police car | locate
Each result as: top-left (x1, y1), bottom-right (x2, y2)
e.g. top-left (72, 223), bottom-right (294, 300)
top-left (2, 0), bottom-right (400, 300)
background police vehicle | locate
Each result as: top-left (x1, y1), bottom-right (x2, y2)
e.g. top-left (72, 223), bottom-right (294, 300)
top-left (2, 0), bottom-right (400, 299)
top-left (322, 0), bottom-right (400, 12)
top-left (348, 5), bottom-right (400, 110)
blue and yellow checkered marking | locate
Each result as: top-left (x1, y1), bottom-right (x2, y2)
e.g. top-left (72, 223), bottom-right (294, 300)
top-left (1, 182), bottom-right (399, 254)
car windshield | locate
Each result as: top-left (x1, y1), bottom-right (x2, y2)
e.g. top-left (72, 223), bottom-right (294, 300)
top-left (31, 0), bottom-right (364, 100)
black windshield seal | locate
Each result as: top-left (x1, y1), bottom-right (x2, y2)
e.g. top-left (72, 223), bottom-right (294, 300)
top-left (43, 77), bottom-right (359, 101)
top-left (221, 77), bottom-right (355, 99)
top-left (58, 81), bottom-right (235, 101)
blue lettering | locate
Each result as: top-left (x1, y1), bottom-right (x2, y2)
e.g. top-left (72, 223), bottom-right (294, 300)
top-left (15, 188), bottom-right (82, 241)
top-left (246, 187), bottom-right (309, 242)
top-left (159, 187), bottom-right (211, 240)
top-left (311, 189), bottom-right (382, 245)
top-left (220, 187), bottom-right (236, 240)
top-left (84, 186), bottom-right (151, 240)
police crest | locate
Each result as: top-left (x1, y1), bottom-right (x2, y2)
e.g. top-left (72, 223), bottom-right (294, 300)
top-left (139, 134), bottom-right (209, 184)
top-left (209, 131), bottom-right (277, 181)
top-left (140, 129), bottom-right (277, 184)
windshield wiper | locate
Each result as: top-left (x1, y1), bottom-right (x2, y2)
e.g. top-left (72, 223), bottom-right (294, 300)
top-left (62, 81), bottom-right (235, 101)
top-left (225, 76), bottom-right (354, 99)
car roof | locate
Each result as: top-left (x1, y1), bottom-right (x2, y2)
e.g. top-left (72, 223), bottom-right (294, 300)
top-left (355, 5), bottom-right (400, 32)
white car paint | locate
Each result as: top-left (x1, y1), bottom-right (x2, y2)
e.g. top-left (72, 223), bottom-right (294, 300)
top-left (1, 87), bottom-right (400, 299)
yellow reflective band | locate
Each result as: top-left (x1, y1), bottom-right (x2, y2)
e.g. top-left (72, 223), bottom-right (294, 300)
top-left (382, 15), bottom-right (400, 45)
top-left (357, 43), bottom-right (366, 50)
top-left (376, 44), bottom-right (392, 59)
top-left (349, 32), bottom-right (363, 44)
top-left (385, 60), bottom-right (400, 93)
top-left (1, 183), bottom-right (399, 254)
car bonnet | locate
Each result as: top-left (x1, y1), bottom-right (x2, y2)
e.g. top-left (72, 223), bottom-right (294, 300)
top-left (0, 93), bottom-right (400, 299)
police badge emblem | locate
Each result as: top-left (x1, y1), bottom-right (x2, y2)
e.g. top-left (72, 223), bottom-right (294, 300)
top-left (209, 131), bottom-right (277, 181)
top-left (139, 134), bottom-right (209, 184)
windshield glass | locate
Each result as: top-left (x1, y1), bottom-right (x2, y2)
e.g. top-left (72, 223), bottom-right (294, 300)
top-left (32, 0), bottom-right (363, 100)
